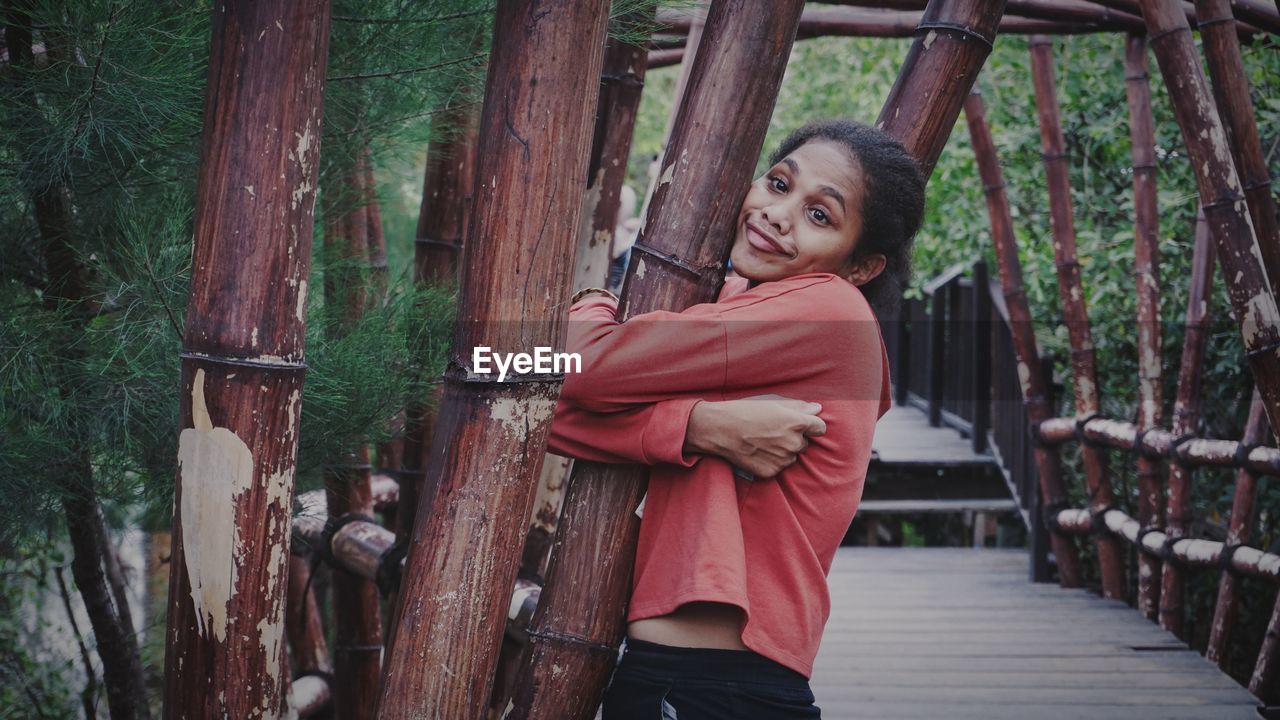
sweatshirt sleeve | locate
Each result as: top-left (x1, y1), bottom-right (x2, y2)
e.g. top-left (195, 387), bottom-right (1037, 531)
top-left (558, 295), bottom-right (730, 412)
top-left (546, 396), bottom-right (701, 467)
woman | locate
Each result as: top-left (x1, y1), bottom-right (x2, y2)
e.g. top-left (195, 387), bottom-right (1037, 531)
top-left (547, 120), bottom-right (925, 719)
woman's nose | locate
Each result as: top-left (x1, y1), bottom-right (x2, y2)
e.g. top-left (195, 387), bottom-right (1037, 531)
top-left (762, 203), bottom-right (791, 234)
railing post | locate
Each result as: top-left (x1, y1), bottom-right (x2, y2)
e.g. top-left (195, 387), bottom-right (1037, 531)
top-left (896, 302), bottom-right (911, 405)
top-left (973, 260), bottom-right (992, 453)
top-left (1030, 353), bottom-right (1057, 583)
top-left (929, 287), bottom-right (945, 426)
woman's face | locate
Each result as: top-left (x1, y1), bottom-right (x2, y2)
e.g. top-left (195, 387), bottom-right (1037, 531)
top-left (729, 139), bottom-right (882, 285)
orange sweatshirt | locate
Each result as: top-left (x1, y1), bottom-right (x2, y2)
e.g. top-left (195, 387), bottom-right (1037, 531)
top-left (547, 272), bottom-right (891, 677)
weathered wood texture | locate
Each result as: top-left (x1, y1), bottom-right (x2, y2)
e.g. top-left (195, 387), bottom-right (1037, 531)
top-left (875, 0), bottom-right (1007, 181)
top-left (385, 103), bottom-right (479, 639)
top-left (573, 12), bottom-right (652, 290)
top-left (659, 6), bottom-right (1138, 37)
top-left (1163, 208), bottom-right (1214, 639)
top-left (1207, 390), bottom-right (1268, 668)
top-left (1138, 0), bottom-right (1280, 465)
top-left (810, 548), bottom-right (1262, 719)
top-left (1124, 34), bottom-right (1165, 622)
top-left (1196, 0), bottom-right (1280, 300)
top-left (284, 553), bottom-right (332, 718)
top-left (506, 3), bottom-right (805, 719)
top-left (964, 89), bottom-right (1083, 588)
top-left (376, 2), bottom-right (612, 717)
top-left (320, 163), bottom-right (382, 720)
top-left (163, 1), bottom-right (330, 717)
top-left (1052, 507), bottom-right (1280, 582)
top-left (1029, 36), bottom-right (1126, 601)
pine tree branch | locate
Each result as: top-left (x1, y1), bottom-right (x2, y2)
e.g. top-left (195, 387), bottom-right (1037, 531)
top-left (329, 52), bottom-right (484, 82)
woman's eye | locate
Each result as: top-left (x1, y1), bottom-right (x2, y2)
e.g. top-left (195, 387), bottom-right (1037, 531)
top-left (810, 207), bottom-right (829, 225)
top-left (769, 176), bottom-right (787, 192)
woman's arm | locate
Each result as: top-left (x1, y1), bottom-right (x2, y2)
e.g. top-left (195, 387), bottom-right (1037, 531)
top-left (548, 392), bottom-right (826, 477)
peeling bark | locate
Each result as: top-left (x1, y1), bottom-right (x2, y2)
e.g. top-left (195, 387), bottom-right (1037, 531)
top-left (162, 1), bottom-right (331, 716)
top-left (376, 3), bottom-right (612, 716)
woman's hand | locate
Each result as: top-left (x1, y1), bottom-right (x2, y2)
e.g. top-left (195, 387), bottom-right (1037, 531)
top-left (683, 395), bottom-right (826, 478)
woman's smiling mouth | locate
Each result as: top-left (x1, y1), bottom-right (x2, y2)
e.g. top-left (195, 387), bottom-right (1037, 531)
top-left (746, 220), bottom-right (794, 257)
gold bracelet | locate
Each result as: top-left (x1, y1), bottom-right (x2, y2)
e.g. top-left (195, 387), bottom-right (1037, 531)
top-left (571, 287), bottom-right (618, 304)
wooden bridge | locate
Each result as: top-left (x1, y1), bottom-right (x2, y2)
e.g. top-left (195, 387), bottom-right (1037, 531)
top-left (811, 548), bottom-right (1262, 719)
top-left (813, 260), bottom-right (1277, 718)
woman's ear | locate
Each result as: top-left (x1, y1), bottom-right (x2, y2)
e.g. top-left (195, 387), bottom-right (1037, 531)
top-left (846, 253), bottom-right (886, 286)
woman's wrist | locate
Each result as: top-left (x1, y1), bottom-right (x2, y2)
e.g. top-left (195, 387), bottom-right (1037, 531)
top-left (683, 400), bottom-right (727, 456)
top-left (571, 287), bottom-right (618, 304)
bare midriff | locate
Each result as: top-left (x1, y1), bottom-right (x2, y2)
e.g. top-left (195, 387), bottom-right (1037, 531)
top-left (627, 601), bottom-right (749, 650)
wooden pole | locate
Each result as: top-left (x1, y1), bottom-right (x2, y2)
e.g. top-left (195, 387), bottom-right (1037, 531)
top-left (572, 10), bottom-right (653, 309)
top-left (1251, 591), bottom-right (1280, 702)
top-left (1162, 208), bottom-right (1214, 637)
top-left (1124, 34), bottom-right (1166, 622)
top-left (162, 0), bottom-right (331, 716)
top-left (505, 3), bottom-right (805, 718)
top-left (320, 168), bottom-right (382, 719)
top-left (1195, 0), bottom-right (1280, 298)
top-left (285, 553), bottom-right (332, 717)
top-left (1207, 390), bottom-right (1268, 666)
top-left (1137, 0), bottom-right (1280, 451)
top-left (376, 2), bottom-right (612, 716)
top-left (965, 89), bottom-right (1083, 588)
top-left (1029, 35), bottom-right (1126, 600)
top-left (386, 103), bottom-right (479, 620)
top-left (876, 0), bottom-right (1008, 182)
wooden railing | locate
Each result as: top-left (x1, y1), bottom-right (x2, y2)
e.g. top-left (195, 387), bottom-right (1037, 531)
top-left (882, 259), bottom-right (1056, 579)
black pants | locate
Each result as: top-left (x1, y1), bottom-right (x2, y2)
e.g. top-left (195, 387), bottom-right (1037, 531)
top-left (601, 638), bottom-right (822, 719)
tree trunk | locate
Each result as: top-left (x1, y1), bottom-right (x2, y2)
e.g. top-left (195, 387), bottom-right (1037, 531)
top-left (1161, 208), bottom-right (1214, 637)
top-left (875, 0), bottom-right (1008, 182)
top-left (1029, 36), bottom-right (1126, 601)
top-left (162, 1), bottom-right (331, 716)
top-left (65, 485), bottom-right (150, 720)
top-left (506, 3), bottom-right (805, 718)
top-left (5, 12), bottom-right (149, 718)
top-left (376, 2), bottom-right (612, 717)
top-left (1124, 34), bottom-right (1165, 621)
top-left (964, 89), bottom-right (1083, 588)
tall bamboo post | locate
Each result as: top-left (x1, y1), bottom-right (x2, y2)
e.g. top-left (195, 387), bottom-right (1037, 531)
top-left (320, 168), bottom-right (382, 720)
top-left (505, 3), bottom-right (805, 718)
top-left (1138, 0), bottom-right (1280, 631)
top-left (1252, 592), bottom-right (1280, 702)
top-left (1207, 389), bottom-right (1268, 666)
top-left (572, 11), bottom-right (653, 292)
top-left (376, 2), bottom-right (612, 716)
top-left (965, 89), bottom-right (1083, 588)
top-left (1137, 0), bottom-right (1280, 436)
top-left (524, 11), bottom-right (654, 581)
top-left (162, 0), bottom-right (330, 716)
top-left (395, 105), bottom-right (479, 548)
top-left (285, 553), bottom-right (332, 716)
top-left (1195, 0), bottom-right (1280, 298)
top-left (1162, 208), bottom-right (1214, 637)
top-left (1124, 34), bottom-right (1166, 621)
top-left (382, 105), bottom-right (480, 657)
top-left (1029, 36), bottom-right (1126, 600)
top-left (875, 0), bottom-right (1008, 182)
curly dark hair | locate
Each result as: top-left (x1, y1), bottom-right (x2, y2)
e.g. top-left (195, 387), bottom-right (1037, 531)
top-left (768, 120), bottom-right (925, 313)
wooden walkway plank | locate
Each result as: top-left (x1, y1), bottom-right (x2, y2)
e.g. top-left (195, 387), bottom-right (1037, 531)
top-left (871, 406), bottom-right (994, 467)
top-left (811, 548), bottom-right (1261, 718)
